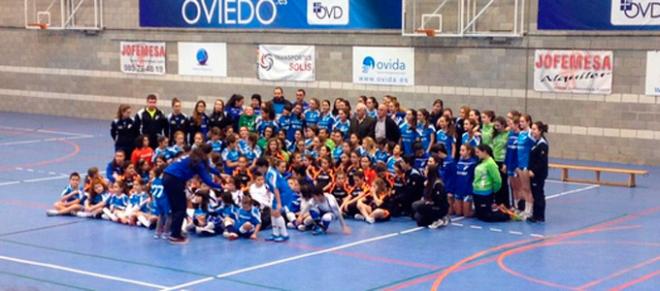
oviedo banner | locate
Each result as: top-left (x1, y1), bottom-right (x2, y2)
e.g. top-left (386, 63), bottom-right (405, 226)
top-left (647, 51), bottom-right (660, 96)
top-left (538, 0), bottom-right (660, 30)
top-left (139, 0), bottom-right (401, 30)
top-left (120, 42), bottom-right (166, 75)
top-left (533, 50), bottom-right (614, 94)
top-left (258, 45), bottom-right (315, 81)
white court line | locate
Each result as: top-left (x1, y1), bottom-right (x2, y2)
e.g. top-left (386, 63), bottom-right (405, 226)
top-left (546, 185), bottom-right (600, 200)
top-left (23, 175), bottom-right (70, 183)
top-left (161, 227), bottom-right (428, 291)
top-left (509, 231), bottom-right (523, 235)
top-left (469, 225), bottom-right (483, 230)
top-left (0, 125), bottom-right (92, 137)
top-left (489, 228), bottom-right (503, 232)
top-left (0, 255), bottom-right (167, 289)
top-left (0, 135), bottom-right (93, 146)
top-left (546, 179), bottom-right (595, 186)
top-left (0, 181), bottom-right (21, 187)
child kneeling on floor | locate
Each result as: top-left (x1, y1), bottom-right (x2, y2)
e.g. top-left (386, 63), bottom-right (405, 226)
top-left (297, 186), bottom-right (351, 236)
top-left (223, 195), bottom-right (261, 240)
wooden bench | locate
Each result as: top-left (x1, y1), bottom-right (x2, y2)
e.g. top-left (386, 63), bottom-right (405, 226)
top-left (549, 163), bottom-right (648, 188)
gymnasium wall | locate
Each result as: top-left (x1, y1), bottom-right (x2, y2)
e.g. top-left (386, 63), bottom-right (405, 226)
top-left (1, 0), bottom-right (659, 165)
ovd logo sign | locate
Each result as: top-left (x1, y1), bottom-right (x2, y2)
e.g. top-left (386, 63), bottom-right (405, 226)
top-left (611, 0), bottom-right (660, 25)
top-left (307, 0), bottom-right (349, 25)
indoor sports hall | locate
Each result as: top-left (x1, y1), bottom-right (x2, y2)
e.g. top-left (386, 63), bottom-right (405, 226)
top-left (0, 1), bottom-right (658, 290)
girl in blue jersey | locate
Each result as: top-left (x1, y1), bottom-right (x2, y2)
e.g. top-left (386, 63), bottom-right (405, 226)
top-left (366, 96), bottom-right (379, 118)
top-left (374, 138), bottom-right (389, 165)
top-left (225, 94), bottom-right (244, 130)
top-left (101, 181), bottom-right (128, 223)
top-left (399, 109), bottom-right (419, 157)
top-left (256, 158), bottom-right (290, 243)
top-left (417, 109), bottom-right (436, 152)
top-left (47, 172), bottom-right (84, 216)
top-left (390, 100), bottom-right (406, 125)
top-left (318, 99), bottom-right (335, 132)
top-left (256, 106), bottom-right (279, 137)
top-left (304, 98), bottom-right (321, 127)
top-left (240, 133), bottom-right (262, 165)
top-left (516, 114), bottom-right (536, 219)
top-left (78, 181), bottom-right (109, 218)
top-left (333, 108), bottom-right (351, 139)
top-left (251, 94), bottom-right (262, 117)
top-left (278, 104), bottom-right (292, 136)
top-left (106, 150), bottom-right (126, 184)
top-left (452, 144), bottom-right (478, 217)
top-left (221, 135), bottom-right (241, 174)
top-left (153, 136), bottom-right (172, 163)
top-left (188, 100), bottom-right (209, 145)
top-left (149, 166), bottom-right (170, 239)
top-left (435, 115), bottom-right (456, 159)
top-left (461, 118), bottom-right (481, 148)
top-left (207, 127), bottom-right (224, 154)
top-left (289, 103), bottom-right (305, 141)
top-left (386, 143), bottom-right (404, 173)
top-left (505, 111), bottom-right (521, 210)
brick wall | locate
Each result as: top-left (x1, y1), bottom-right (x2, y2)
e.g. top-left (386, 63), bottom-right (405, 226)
top-left (1, 0), bottom-right (659, 165)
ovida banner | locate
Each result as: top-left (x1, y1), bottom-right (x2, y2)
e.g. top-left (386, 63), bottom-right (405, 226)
top-left (258, 45), bottom-right (315, 81)
top-left (646, 51), bottom-right (660, 96)
top-left (353, 47), bottom-right (415, 86)
top-left (538, 0), bottom-right (660, 30)
top-left (178, 42), bottom-right (227, 77)
top-left (139, 0), bottom-right (401, 30)
top-left (120, 42), bottom-right (166, 75)
top-left (534, 50), bottom-right (614, 94)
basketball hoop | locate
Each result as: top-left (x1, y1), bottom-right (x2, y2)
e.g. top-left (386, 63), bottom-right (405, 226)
top-left (27, 23), bottom-right (49, 30)
top-left (415, 29), bottom-right (436, 37)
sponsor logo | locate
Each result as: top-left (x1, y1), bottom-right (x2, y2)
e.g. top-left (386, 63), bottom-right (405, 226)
top-left (307, 0), bottom-right (349, 25)
top-left (196, 48), bottom-right (209, 65)
top-left (361, 56), bottom-right (407, 74)
top-left (611, 0), bottom-right (660, 25)
top-left (259, 53), bottom-right (274, 71)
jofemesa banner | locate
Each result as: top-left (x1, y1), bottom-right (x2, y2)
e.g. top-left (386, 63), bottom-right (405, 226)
top-left (538, 0), bottom-right (660, 30)
top-left (139, 0), bottom-right (402, 30)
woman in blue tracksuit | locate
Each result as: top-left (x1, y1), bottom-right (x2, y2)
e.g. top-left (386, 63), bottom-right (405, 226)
top-left (163, 143), bottom-right (222, 244)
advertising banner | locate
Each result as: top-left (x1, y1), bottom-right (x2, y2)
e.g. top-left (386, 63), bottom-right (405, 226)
top-left (258, 45), bottom-right (315, 81)
top-left (353, 47), bottom-right (415, 86)
top-left (140, 0), bottom-right (401, 30)
top-left (538, 1), bottom-right (660, 30)
top-left (120, 42), bottom-right (166, 75)
top-left (178, 42), bottom-right (227, 77)
top-left (534, 50), bottom-right (614, 94)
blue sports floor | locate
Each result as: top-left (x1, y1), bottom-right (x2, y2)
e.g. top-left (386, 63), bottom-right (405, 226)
top-left (0, 112), bottom-right (658, 291)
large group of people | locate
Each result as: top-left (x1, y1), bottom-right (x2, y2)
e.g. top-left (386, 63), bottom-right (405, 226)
top-left (46, 87), bottom-right (549, 245)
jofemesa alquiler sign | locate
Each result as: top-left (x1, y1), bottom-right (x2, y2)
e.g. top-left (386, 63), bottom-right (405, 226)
top-left (139, 0), bottom-right (402, 30)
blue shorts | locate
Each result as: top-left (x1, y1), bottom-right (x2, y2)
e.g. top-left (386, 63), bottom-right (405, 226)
top-left (452, 193), bottom-right (473, 202)
top-left (154, 198), bottom-right (170, 216)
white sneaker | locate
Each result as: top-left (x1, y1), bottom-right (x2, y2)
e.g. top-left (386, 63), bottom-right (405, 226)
top-left (365, 217), bottom-right (375, 224)
top-left (137, 215), bottom-right (151, 228)
top-left (101, 213), bottom-right (111, 220)
top-left (200, 225), bottom-right (215, 235)
top-left (76, 212), bottom-right (92, 218)
top-left (354, 214), bottom-right (365, 221)
top-left (102, 208), bottom-right (118, 221)
top-left (46, 209), bottom-right (59, 216)
top-left (428, 219), bottom-right (444, 229)
top-left (286, 222), bottom-right (295, 229)
top-left (223, 231), bottom-right (231, 238)
top-left (442, 216), bottom-right (451, 226)
top-left (297, 224), bottom-right (307, 232)
top-left (520, 211), bottom-right (532, 221)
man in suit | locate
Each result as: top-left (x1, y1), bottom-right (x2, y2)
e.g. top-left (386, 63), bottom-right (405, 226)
top-left (373, 104), bottom-right (401, 144)
top-left (349, 103), bottom-right (375, 139)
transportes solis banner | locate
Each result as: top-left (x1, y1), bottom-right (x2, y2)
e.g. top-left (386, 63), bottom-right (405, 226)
top-left (139, 0), bottom-right (402, 30)
top-left (538, 0), bottom-right (660, 30)
top-left (258, 45), bottom-right (315, 81)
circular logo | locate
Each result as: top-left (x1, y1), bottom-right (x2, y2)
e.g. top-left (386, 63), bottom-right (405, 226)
top-left (362, 56), bottom-right (376, 73)
top-left (196, 48), bottom-right (209, 66)
top-left (260, 53), bottom-right (274, 71)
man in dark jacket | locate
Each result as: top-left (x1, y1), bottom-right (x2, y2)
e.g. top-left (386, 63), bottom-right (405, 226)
top-left (349, 103), bottom-right (375, 139)
top-left (135, 94), bottom-right (167, 149)
top-left (373, 104), bottom-right (401, 144)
